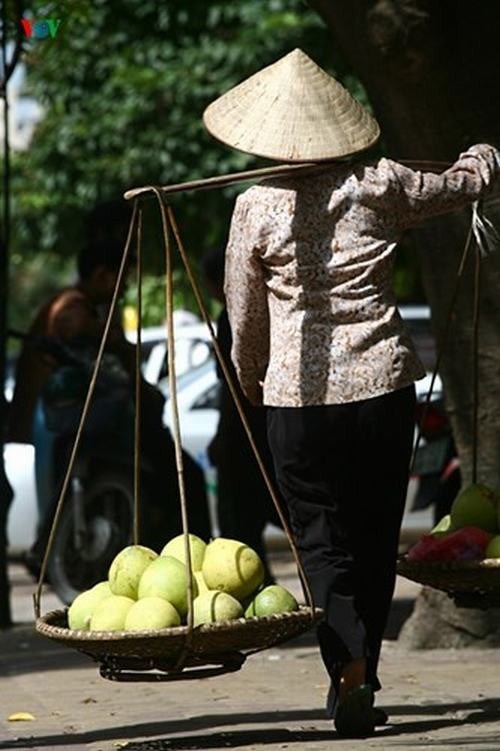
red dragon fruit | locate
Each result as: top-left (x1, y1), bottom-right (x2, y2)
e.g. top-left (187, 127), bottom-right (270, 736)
top-left (407, 527), bottom-right (492, 563)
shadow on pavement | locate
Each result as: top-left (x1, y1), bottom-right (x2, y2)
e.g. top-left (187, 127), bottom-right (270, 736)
top-left (0, 709), bottom-right (326, 749)
top-left (2, 699), bottom-right (500, 749)
top-left (0, 626), bottom-right (90, 676)
top-left (382, 697), bottom-right (500, 719)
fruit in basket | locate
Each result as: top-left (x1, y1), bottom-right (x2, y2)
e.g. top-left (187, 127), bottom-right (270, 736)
top-left (450, 483), bottom-right (498, 533)
top-left (193, 590), bottom-right (243, 626)
top-left (109, 545), bottom-right (158, 599)
top-left (202, 538), bottom-right (265, 600)
top-left (430, 514), bottom-right (455, 536)
top-left (138, 555), bottom-right (198, 617)
top-left (244, 585), bottom-right (298, 618)
top-left (407, 534), bottom-right (444, 562)
top-left (124, 597), bottom-right (181, 631)
top-left (485, 535), bottom-right (500, 559)
top-left (441, 528), bottom-right (492, 561)
top-left (93, 581), bottom-right (112, 595)
top-left (407, 526), bottom-right (492, 563)
top-left (90, 595), bottom-right (135, 631)
top-left (161, 534), bottom-right (206, 571)
top-left (68, 582), bottom-right (112, 630)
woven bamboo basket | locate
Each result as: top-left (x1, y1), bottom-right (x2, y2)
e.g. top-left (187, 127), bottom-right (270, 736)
top-left (397, 556), bottom-right (500, 605)
top-left (36, 606), bottom-right (322, 681)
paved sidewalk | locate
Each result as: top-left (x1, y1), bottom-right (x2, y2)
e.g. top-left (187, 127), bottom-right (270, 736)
top-left (1, 557), bottom-right (500, 751)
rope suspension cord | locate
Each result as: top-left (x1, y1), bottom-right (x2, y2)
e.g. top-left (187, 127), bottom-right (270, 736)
top-left (33, 202), bottom-right (139, 618)
top-left (410, 198), bottom-right (494, 483)
top-left (153, 190), bottom-right (196, 665)
top-left (471, 242), bottom-right (481, 484)
top-left (409, 225), bottom-right (474, 475)
top-left (161, 200), bottom-right (316, 616)
top-left (133, 209), bottom-right (143, 545)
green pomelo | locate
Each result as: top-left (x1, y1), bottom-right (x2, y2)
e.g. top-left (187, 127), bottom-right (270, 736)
top-left (430, 514), bottom-right (455, 536)
top-left (161, 534), bottom-right (206, 571)
top-left (90, 595), bottom-right (135, 631)
top-left (450, 483), bottom-right (498, 533)
top-left (137, 555), bottom-right (198, 617)
top-left (68, 585), bottom-right (112, 631)
top-left (193, 590), bottom-right (243, 626)
top-left (108, 545), bottom-right (158, 599)
top-left (92, 581), bottom-right (112, 595)
top-left (202, 538), bottom-right (265, 600)
top-left (245, 585), bottom-right (298, 618)
top-left (485, 535), bottom-right (500, 559)
top-left (124, 597), bottom-right (180, 631)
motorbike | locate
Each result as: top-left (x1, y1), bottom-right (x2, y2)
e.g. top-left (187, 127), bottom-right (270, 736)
top-left (13, 332), bottom-right (211, 605)
top-left (411, 396), bottom-right (461, 525)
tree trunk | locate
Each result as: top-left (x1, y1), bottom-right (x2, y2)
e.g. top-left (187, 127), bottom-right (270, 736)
top-left (308, 0), bottom-right (500, 646)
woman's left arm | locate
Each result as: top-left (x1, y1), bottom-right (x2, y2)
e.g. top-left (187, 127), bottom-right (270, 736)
top-left (224, 193), bottom-right (270, 406)
top-left (384, 144), bottom-right (500, 230)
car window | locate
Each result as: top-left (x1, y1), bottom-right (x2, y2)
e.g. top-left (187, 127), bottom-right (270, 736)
top-left (188, 340), bottom-right (211, 369)
top-left (157, 339), bottom-right (212, 381)
top-left (191, 382), bottom-right (221, 411)
top-left (159, 361), bottom-right (214, 399)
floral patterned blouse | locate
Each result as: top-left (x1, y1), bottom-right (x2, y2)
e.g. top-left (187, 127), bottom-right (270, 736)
top-left (224, 144), bottom-right (500, 407)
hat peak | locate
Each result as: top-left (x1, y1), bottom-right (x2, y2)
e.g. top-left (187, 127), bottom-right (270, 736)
top-left (282, 48), bottom-right (315, 66)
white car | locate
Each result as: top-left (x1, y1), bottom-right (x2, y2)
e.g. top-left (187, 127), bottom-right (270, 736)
top-left (5, 442), bottom-right (38, 554)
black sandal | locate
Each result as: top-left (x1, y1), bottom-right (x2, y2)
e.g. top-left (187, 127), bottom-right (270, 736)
top-left (334, 684), bottom-right (376, 738)
top-left (326, 682), bottom-right (388, 726)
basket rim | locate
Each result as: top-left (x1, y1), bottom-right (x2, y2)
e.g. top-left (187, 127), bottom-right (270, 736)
top-left (36, 605), bottom-right (322, 643)
top-left (398, 556), bottom-right (500, 572)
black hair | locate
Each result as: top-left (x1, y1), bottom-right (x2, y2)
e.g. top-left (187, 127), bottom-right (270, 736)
top-left (85, 200), bottom-right (133, 243)
top-left (77, 239), bottom-right (130, 281)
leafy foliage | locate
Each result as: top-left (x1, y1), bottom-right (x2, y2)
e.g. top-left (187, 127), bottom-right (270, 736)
top-left (8, 0), bottom-right (423, 324)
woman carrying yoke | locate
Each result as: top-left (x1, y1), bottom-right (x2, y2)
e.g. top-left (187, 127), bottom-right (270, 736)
top-left (203, 49), bottom-right (500, 737)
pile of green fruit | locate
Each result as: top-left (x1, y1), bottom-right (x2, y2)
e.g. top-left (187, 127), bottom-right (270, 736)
top-left (68, 535), bottom-right (299, 632)
top-left (408, 483), bottom-right (500, 563)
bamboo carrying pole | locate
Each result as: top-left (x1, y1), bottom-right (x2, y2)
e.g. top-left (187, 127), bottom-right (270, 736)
top-left (123, 160), bottom-right (452, 201)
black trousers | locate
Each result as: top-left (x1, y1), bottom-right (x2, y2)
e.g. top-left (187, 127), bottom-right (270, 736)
top-left (267, 384), bottom-right (416, 709)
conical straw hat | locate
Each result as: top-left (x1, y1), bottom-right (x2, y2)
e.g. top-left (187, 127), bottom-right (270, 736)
top-left (203, 49), bottom-right (380, 162)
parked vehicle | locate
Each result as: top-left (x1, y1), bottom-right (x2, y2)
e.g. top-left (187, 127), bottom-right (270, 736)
top-left (411, 389), bottom-right (460, 524)
top-left (39, 429), bottom-right (148, 605)
top-left (5, 326), bottom-right (212, 603)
